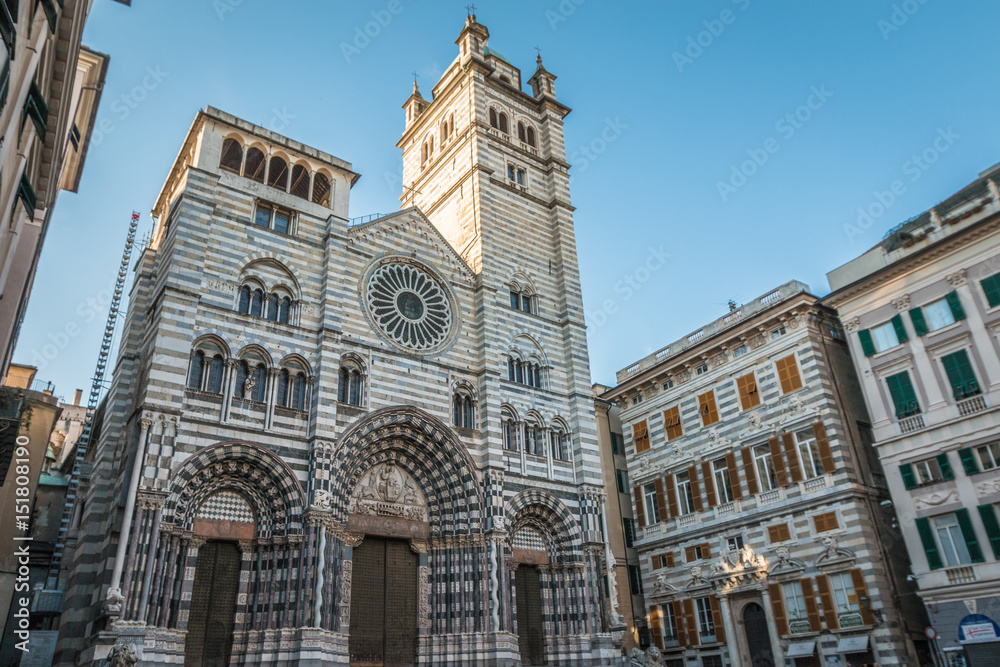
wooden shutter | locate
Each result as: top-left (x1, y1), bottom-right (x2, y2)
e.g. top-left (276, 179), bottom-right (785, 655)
top-left (665, 551), bottom-right (675, 567)
top-left (650, 605), bottom-right (664, 649)
top-left (654, 477), bottom-right (668, 523)
top-left (673, 600), bottom-right (687, 648)
top-left (814, 511), bottom-right (838, 533)
top-left (768, 582), bottom-right (789, 636)
top-left (665, 473), bottom-right (678, 518)
top-left (800, 578), bottom-right (822, 632)
top-left (981, 274), bottom-right (1000, 308)
top-left (813, 422), bottom-right (835, 474)
top-left (937, 453), bottom-right (954, 481)
top-left (858, 329), bottom-right (876, 357)
top-left (815, 575), bottom-right (839, 629)
top-left (890, 314), bottom-right (909, 343)
top-left (850, 568), bottom-right (876, 626)
top-left (956, 508), bottom-right (985, 563)
top-left (737, 372), bottom-right (760, 410)
top-left (776, 354), bottom-right (803, 394)
top-left (977, 504), bottom-right (1000, 558)
top-left (650, 555), bottom-right (659, 570)
top-left (768, 437), bottom-right (788, 486)
top-left (915, 517), bottom-right (944, 570)
top-left (726, 452), bottom-right (743, 499)
top-left (702, 461), bottom-right (717, 507)
top-left (701, 542), bottom-right (711, 558)
top-left (682, 598), bottom-right (699, 646)
top-left (768, 523), bottom-right (790, 543)
top-left (782, 433), bottom-right (803, 483)
top-left (633, 486), bottom-right (646, 528)
top-left (709, 595), bottom-right (726, 642)
top-left (942, 350), bottom-right (978, 400)
top-left (699, 391), bottom-right (719, 426)
top-left (900, 463), bottom-right (918, 490)
top-left (909, 307), bottom-right (929, 336)
top-left (959, 448), bottom-right (981, 475)
top-left (685, 546), bottom-right (696, 562)
top-left (689, 465), bottom-right (703, 511)
top-left (946, 290), bottom-right (967, 320)
top-left (664, 406), bottom-right (682, 440)
top-left (741, 447), bottom-right (759, 495)
top-left (633, 420), bottom-right (650, 453)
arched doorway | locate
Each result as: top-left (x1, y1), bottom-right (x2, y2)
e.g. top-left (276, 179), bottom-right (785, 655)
top-left (515, 565), bottom-right (545, 665)
top-left (185, 541), bottom-right (241, 667)
top-left (743, 603), bottom-right (775, 667)
top-left (348, 537), bottom-right (418, 667)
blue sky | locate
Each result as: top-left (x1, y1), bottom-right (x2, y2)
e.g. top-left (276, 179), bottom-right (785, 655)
top-left (15, 0), bottom-right (1000, 398)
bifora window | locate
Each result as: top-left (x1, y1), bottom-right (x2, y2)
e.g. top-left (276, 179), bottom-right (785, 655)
top-left (507, 163), bottom-right (526, 185)
top-left (254, 201), bottom-right (293, 234)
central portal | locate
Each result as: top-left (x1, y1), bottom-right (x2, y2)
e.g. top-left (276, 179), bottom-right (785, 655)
top-left (516, 565), bottom-right (545, 665)
top-left (349, 536), bottom-right (418, 667)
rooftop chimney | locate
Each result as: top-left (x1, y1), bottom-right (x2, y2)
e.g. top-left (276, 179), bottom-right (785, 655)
top-left (73, 389), bottom-right (83, 406)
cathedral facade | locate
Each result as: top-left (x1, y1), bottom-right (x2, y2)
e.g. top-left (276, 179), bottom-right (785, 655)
top-left (54, 16), bottom-right (618, 667)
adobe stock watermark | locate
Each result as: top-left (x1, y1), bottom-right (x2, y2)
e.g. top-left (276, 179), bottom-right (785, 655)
top-left (716, 85), bottom-right (833, 202)
top-left (263, 107), bottom-right (294, 135)
top-left (340, 0), bottom-right (411, 63)
top-left (843, 126), bottom-right (959, 244)
top-left (568, 117), bottom-right (628, 184)
top-left (672, 0), bottom-right (752, 73)
top-left (212, 0), bottom-right (242, 21)
top-left (587, 246), bottom-right (670, 331)
top-left (91, 66), bottom-right (169, 147)
top-left (27, 276), bottom-right (122, 372)
top-left (545, 0), bottom-right (586, 31)
top-left (878, 0), bottom-right (931, 40)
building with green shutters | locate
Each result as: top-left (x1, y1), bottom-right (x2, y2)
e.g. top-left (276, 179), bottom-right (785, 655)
top-left (826, 163), bottom-right (1000, 667)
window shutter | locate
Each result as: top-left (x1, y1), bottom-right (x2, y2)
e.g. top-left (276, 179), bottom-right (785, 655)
top-left (665, 473), bottom-right (678, 518)
top-left (977, 504), bottom-right (1000, 558)
top-left (666, 551), bottom-right (676, 567)
top-left (955, 508), bottom-right (985, 563)
top-left (959, 448), bottom-right (981, 476)
top-left (946, 290), bottom-right (967, 321)
top-left (654, 477), bottom-right (668, 522)
top-left (858, 329), bottom-right (877, 357)
top-left (801, 578), bottom-right (822, 632)
top-left (701, 461), bottom-right (717, 507)
top-left (768, 523), bottom-right (790, 543)
top-left (699, 391), bottom-right (720, 426)
top-left (709, 595), bottom-right (726, 642)
top-left (701, 542), bottom-right (712, 558)
top-left (900, 463), bottom-right (918, 490)
top-left (682, 598), bottom-right (700, 646)
top-left (815, 575), bottom-right (839, 629)
top-left (650, 555), bottom-right (658, 570)
top-left (633, 420), bottom-right (650, 453)
top-left (649, 605), bottom-right (664, 649)
top-left (737, 372), bottom-right (760, 410)
top-left (726, 452), bottom-right (743, 499)
top-left (887, 372), bottom-right (920, 419)
top-left (673, 600), bottom-right (687, 648)
top-left (909, 307), bottom-right (929, 336)
top-left (768, 582), bottom-right (789, 636)
top-left (768, 437), bottom-right (788, 486)
top-left (981, 274), bottom-right (1000, 308)
top-left (776, 354), bottom-right (803, 394)
top-left (689, 465), bottom-right (703, 512)
top-left (741, 447), bottom-right (759, 495)
top-left (936, 453), bottom-right (954, 481)
top-left (813, 422), bottom-right (835, 474)
top-left (664, 406), bottom-right (683, 440)
top-left (685, 546), bottom-right (696, 562)
top-left (890, 314), bottom-right (909, 343)
top-left (782, 433), bottom-right (803, 483)
top-left (915, 517), bottom-right (944, 569)
top-left (633, 486), bottom-right (646, 528)
top-left (850, 568), bottom-right (876, 626)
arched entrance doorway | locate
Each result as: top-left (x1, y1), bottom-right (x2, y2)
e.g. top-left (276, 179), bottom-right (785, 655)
top-left (515, 564), bottom-right (544, 665)
top-left (185, 540), bottom-right (241, 667)
top-left (743, 603), bottom-right (775, 667)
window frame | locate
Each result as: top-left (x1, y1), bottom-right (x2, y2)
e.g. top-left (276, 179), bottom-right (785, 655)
top-left (753, 444), bottom-right (778, 491)
top-left (932, 514), bottom-right (973, 567)
top-left (794, 428), bottom-right (824, 479)
top-left (871, 320), bottom-right (901, 352)
top-left (712, 458), bottom-right (735, 504)
top-left (695, 597), bottom-right (716, 640)
top-left (781, 581), bottom-right (808, 624)
top-left (976, 442), bottom-right (1000, 471)
top-left (923, 297), bottom-right (957, 331)
top-left (676, 471), bottom-right (694, 515)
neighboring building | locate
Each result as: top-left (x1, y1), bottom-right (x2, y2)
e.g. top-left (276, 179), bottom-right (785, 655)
top-left (0, 0), bottom-right (113, 378)
top-left (0, 364), bottom-right (63, 665)
top-left (825, 165), bottom-right (1000, 666)
top-left (602, 281), bottom-right (930, 667)
top-left (594, 383), bottom-right (643, 651)
top-left (50, 388), bottom-right (86, 467)
top-left (56, 15), bottom-right (617, 667)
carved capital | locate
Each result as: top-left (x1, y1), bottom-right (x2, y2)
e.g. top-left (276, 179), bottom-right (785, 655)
top-left (140, 418), bottom-right (152, 432)
top-left (843, 316), bottom-right (861, 334)
top-left (947, 269), bottom-right (968, 287)
top-left (410, 539), bottom-right (428, 554)
top-left (892, 295), bottom-right (911, 311)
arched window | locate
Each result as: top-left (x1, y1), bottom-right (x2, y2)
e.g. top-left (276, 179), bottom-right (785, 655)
top-left (187, 340), bottom-right (226, 394)
top-left (448, 113), bottom-right (455, 137)
top-left (489, 108), bottom-right (498, 129)
top-left (312, 172), bottom-right (331, 206)
top-left (498, 113), bottom-right (509, 134)
top-left (276, 359), bottom-right (308, 411)
top-left (238, 286), bottom-right (251, 314)
top-left (290, 164), bottom-right (310, 199)
top-left (276, 368), bottom-right (290, 407)
top-left (441, 121), bottom-right (448, 145)
top-left (429, 136), bottom-right (434, 156)
top-left (278, 297), bottom-right (291, 324)
top-left (499, 75), bottom-right (511, 84)
top-left (421, 141), bottom-right (429, 167)
top-left (551, 423), bottom-right (570, 461)
top-left (501, 408), bottom-right (517, 450)
top-left (233, 361), bottom-right (249, 399)
top-left (526, 126), bottom-right (536, 147)
top-left (268, 156), bottom-right (288, 190)
top-left (338, 360), bottom-right (364, 407)
top-left (291, 373), bottom-right (306, 410)
top-left (266, 294), bottom-right (279, 322)
top-left (525, 419), bottom-right (542, 456)
top-left (219, 138), bottom-right (243, 173)
top-left (452, 387), bottom-right (476, 429)
top-left (515, 359), bottom-right (524, 384)
top-left (250, 364), bottom-right (267, 402)
top-left (507, 357), bottom-right (517, 382)
top-left (250, 289), bottom-right (264, 317)
top-left (517, 122), bottom-right (526, 143)
top-left (244, 147), bottom-right (266, 182)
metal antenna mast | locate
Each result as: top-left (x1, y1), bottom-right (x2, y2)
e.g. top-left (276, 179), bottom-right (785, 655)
top-left (46, 211), bottom-right (141, 589)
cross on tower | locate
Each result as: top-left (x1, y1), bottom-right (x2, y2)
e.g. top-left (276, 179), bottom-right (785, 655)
top-left (411, 71), bottom-right (419, 84)
top-left (466, 4), bottom-right (476, 17)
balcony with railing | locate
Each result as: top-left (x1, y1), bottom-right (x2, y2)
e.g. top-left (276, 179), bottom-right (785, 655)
top-left (945, 565), bottom-right (977, 585)
top-left (758, 489), bottom-right (782, 506)
top-left (678, 513), bottom-right (698, 528)
top-left (957, 393), bottom-right (988, 417)
top-left (802, 476), bottom-right (830, 493)
top-left (899, 413), bottom-right (925, 434)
